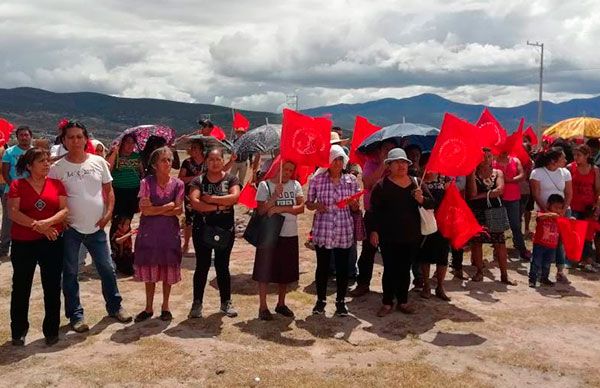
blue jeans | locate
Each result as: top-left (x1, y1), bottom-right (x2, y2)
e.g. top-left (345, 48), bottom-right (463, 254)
top-left (530, 244), bottom-right (556, 283)
top-left (63, 228), bottom-right (123, 323)
top-left (504, 200), bottom-right (526, 252)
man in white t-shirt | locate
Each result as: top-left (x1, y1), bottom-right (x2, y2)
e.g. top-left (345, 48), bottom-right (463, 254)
top-left (49, 121), bottom-right (132, 332)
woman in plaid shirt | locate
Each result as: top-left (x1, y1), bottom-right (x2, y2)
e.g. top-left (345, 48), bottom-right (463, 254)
top-left (306, 145), bottom-right (361, 317)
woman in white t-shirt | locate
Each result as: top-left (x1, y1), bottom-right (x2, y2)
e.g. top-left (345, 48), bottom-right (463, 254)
top-left (530, 147), bottom-right (573, 283)
top-left (252, 160), bottom-right (304, 321)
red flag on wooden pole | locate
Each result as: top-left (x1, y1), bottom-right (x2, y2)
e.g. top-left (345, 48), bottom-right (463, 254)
top-left (0, 118), bottom-right (15, 147)
top-left (280, 109), bottom-right (331, 168)
top-left (426, 113), bottom-right (484, 176)
top-left (238, 184), bottom-right (258, 209)
top-left (210, 126), bottom-right (227, 140)
top-left (476, 108), bottom-right (507, 154)
top-left (436, 181), bottom-right (484, 249)
top-left (349, 116), bottom-right (381, 167)
top-left (524, 126), bottom-right (539, 146)
top-left (233, 112), bottom-right (250, 131)
top-left (557, 217), bottom-right (588, 262)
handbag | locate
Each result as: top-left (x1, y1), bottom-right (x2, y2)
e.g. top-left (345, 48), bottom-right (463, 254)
top-left (413, 178), bottom-right (438, 236)
top-left (243, 182), bottom-right (285, 247)
top-left (200, 222), bottom-right (234, 250)
top-left (196, 175), bottom-right (234, 250)
top-left (484, 191), bottom-right (510, 233)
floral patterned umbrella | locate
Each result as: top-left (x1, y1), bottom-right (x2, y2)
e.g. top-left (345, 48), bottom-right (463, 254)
top-left (112, 124), bottom-right (176, 152)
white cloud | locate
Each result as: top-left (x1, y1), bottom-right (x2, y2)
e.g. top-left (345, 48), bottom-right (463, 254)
top-left (0, 0), bottom-right (598, 111)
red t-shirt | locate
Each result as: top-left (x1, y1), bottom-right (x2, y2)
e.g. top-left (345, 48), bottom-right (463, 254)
top-left (533, 214), bottom-right (560, 248)
top-left (8, 178), bottom-right (67, 241)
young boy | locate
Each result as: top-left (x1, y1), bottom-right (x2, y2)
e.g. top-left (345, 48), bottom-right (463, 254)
top-left (530, 194), bottom-right (566, 288)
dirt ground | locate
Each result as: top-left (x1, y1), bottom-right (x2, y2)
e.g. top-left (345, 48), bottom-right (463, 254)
top-left (1, 202), bottom-right (600, 387)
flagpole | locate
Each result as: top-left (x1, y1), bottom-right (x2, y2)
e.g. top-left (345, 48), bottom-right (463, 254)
top-left (230, 107), bottom-right (236, 139)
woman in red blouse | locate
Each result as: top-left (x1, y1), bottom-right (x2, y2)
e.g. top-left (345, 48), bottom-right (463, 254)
top-left (8, 147), bottom-right (68, 346)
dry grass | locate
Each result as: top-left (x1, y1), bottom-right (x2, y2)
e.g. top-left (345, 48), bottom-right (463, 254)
top-left (1, 196), bottom-right (600, 386)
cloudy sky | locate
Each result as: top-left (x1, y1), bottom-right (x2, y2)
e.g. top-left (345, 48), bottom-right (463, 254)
top-left (1, 0), bottom-right (599, 112)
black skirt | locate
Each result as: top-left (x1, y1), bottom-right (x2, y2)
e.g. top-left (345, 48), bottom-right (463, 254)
top-left (419, 231), bottom-right (450, 265)
top-left (252, 236), bottom-right (299, 284)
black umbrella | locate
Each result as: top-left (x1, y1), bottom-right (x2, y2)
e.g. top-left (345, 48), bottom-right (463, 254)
top-left (232, 124), bottom-right (282, 156)
top-left (358, 123), bottom-right (440, 153)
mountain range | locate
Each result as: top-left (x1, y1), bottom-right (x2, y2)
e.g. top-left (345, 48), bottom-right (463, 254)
top-left (1, 87), bottom-right (599, 143)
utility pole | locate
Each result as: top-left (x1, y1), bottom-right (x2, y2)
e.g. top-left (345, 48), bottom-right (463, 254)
top-left (286, 94), bottom-right (298, 111)
top-left (527, 41), bottom-right (544, 139)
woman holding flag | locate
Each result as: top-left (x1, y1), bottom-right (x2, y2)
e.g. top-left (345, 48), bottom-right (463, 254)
top-left (306, 145), bottom-right (360, 317)
top-left (467, 149), bottom-right (516, 285)
top-left (253, 159), bottom-right (304, 320)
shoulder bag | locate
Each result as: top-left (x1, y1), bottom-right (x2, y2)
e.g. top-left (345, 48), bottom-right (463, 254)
top-left (243, 182), bottom-right (285, 247)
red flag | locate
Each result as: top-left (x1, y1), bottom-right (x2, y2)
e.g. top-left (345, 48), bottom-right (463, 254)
top-left (238, 184), bottom-right (258, 209)
top-left (426, 113), bottom-right (484, 176)
top-left (524, 126), bottom-right (539, 146)
top-left (264, 155), bottom-right (313, 186)
top-left (0, 118), bottom-right (15, 147)
top-left (336, 190), bottom-right (365, 208)
top-left (436, 182), bottom-right (484, 249)
top-left (499, 126), bottom-right (531, 167)
top-left (557, 217), bottom-right (588, 262)
top-left (349, 116), bottom-right (381, 167)
top-left (210, 126), bottom-right (226, 140)
top-left (280, 109), bottom-right (331, 168)
top-left (233, 112), bottom-right (250, 131)
top-left (476, 108), bottom-right (507, 154)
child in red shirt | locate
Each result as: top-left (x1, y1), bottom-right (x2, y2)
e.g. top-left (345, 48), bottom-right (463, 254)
top-left (530, 194), bottom-right (565, 288)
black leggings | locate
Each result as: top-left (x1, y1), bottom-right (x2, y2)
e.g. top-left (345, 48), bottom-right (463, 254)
top-left (315, 246), bottom-right (350, 302)
top-left (191, 230), bottom-right (234, 304)
top-left (10, 239), bottom-right (63, 340)
top-left (380, 242), bottom-right (418, 305)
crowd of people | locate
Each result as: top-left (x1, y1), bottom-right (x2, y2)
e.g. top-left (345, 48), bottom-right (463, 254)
top-left (2, 118), bottom-right (599, 347)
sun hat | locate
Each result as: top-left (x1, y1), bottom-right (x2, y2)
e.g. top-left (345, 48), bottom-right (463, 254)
top-left (384, 148), bottom-right (412, 165)
top-left (330, 132), bottom-right (349, 145)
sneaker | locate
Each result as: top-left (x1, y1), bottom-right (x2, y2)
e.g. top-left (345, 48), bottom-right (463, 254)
top-left (540, 278), bottom-right (555, 287)
top-left (528, 280), bottom-right (536, 288)
top-left (312, 300), bottom-right (326, 315)
top-left (397, 304), bottom-right (416, 314)
top-left (45, 336), bottom-right (59, 346)
top-left (188, 300), bottom-right (202, 319)
top-left (220, 301), bottom-right (238, 318)
top-left (584, 264), bottom-right (599, 273)
top-left (111, 308), bottom-right (133, 323)
top-left (335, 302), bottom-right (349, 317)
top-left (377, 305), bottom-right (393, 317)
top-left (349, 284), bottom-right (370, 298)
top-left (71, 320), bottom-right (90, 333)
top-left (274, 304), bottom-right (295, 318)
top-left (259, 309), bottom-right (274, 321)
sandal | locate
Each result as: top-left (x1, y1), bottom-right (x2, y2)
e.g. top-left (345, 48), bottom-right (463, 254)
top-left (134, 310), bottom-right (153, 323)
top-left (435, 287), bottom-right (451, 301)
top-left (377, 305), bottom-right (393, 317)
top-left (500, 276), bottom-right (517, 286)
top-left (159, 311), bottom-right (173, 321)
top-left (397, 304), bottom-right (416, 314)
top-left (471, 272), bottom-right (484, 282)
top-left (420, 286), bottom-right (431, 299)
